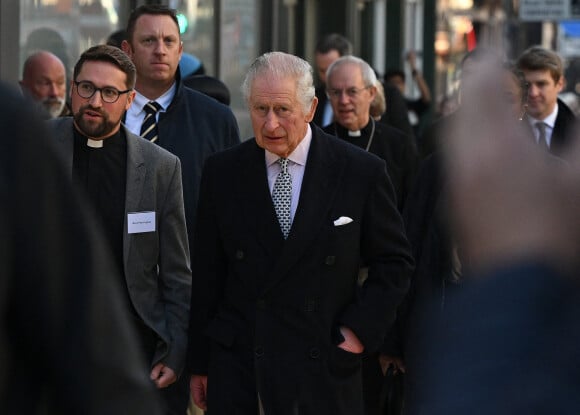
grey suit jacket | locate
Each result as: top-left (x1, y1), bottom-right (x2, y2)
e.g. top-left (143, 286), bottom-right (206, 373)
top-left (47, 117), bottom-right (192, 375)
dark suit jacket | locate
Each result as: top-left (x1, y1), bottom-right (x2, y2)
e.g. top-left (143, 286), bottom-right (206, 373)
top-left (381, 83), bottom-right (415, 138)
top-left (48, 118), bottom-right (192, 376)
top-left (313, 85), bottom-right (331, 127)
top-left (188, 125), bottom-right (413, 414)
top-left (415, 262), bottom-right (580, 414)
top-left (543, 98), bottom-right (575, 156)
top-left (145, 72), bottom-right (240, 266)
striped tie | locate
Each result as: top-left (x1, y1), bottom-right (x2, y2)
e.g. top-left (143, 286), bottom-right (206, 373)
top-left (140, 101), bottom-right (162, 143)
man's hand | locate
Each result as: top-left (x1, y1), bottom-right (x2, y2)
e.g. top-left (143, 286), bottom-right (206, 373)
top-left (190, 375), bottom-right (208, 410)
top-left (337, 326), bottom-right (364, 354)
top-left (406, 50), bottom-right (417, 70)
top-left (443, 58), bottom-right (580, 274)
top-left (150, 363), bottom-right (177, 389)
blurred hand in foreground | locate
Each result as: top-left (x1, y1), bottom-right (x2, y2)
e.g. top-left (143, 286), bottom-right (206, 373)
top-left (442, 58), bottom-right (580, 275)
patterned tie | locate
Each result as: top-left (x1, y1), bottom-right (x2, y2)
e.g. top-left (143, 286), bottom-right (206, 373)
top-left (535, 121), bottom-right (549, 150)
top-left (140, 101), bottom-right (162, 143)
top-left (272, 158), bottom-right (293, 239)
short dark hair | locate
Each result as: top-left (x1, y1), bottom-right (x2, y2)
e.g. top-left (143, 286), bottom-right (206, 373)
top-left (384, 69), bottom-right (405, 83)
top-left (73, 45), bottom-right (136, 89)
top-left (517, 46), bottom-right (563, 83)
top-left (504, 61), bottom-right (529, 105)
top-left (315, 33), bottom-right (352, 56)
top-left (106, 29), bottom-right (127, 49)
top-left (126, 5), bottom-right (180, 45)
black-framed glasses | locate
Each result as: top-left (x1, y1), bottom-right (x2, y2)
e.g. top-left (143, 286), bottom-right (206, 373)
top-left (326, 86), bottom-right (371, 100)
top-left (74, 80), bottom-right (132, 103)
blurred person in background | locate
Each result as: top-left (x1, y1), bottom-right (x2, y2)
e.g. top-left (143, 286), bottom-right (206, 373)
top-left (517, 45), bottom-right (576, 155)
top-left (20, 51), bottom-right (69, 119)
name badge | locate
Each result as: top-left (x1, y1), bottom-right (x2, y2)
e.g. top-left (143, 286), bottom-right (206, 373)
top-left (128, 211), bottom-right (156, 234)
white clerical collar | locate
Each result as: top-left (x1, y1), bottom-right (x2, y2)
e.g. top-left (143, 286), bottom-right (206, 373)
top-left (265, 124), bottom-right (313, 167)
top-left (348, 130), bottom-right (361, 137)
top-left (87, 138), bottom-right (103, 148)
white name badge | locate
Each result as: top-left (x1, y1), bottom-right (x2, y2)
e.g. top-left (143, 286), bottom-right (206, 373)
top-left (128, 211), bottom-right (156, 234)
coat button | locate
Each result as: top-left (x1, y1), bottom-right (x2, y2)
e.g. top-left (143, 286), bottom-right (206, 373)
top-left (309, 348), bottom-right (320, 359)
top-left (235, 250), bottom-right (244, 260)
top-left (325, 255), bottom-right (336, 265)
top-left (255, 347), bottom-right (264, 358)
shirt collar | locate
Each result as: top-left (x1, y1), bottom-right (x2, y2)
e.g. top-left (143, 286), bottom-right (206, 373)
top-left (528, 101), bottom-right (559, 129)
top-left (265, 124), bottom-right (313, 167)
top-left (130, 83), bottom-right (176, 116)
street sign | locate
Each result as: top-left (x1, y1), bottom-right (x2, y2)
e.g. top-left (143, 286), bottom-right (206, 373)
top-left (520, 0), bottom-right (569, 21)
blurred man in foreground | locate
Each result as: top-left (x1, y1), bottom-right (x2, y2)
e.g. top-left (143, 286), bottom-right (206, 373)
top-left (417, 55), bottom-right (580, 414)
top-left (0, 82), bottom-right (161, 413)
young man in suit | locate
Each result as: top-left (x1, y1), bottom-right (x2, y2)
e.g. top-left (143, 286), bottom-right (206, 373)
top-left (323, 55), bottom-right (417, 213)
top-left (188, 51), bottom-right (414, 415)
top-left (47, 45), bottom-right (191, 415)
top-left (517, 46), bottom-right (576, 155)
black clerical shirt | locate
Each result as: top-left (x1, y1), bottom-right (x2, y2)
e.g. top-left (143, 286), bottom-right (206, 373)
top-left (72, 128), bottom-right (127, 281)
top-left (331, 120), bottom-right (375, 150)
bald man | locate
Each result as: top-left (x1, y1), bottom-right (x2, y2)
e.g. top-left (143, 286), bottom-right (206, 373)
top-left (20, 51), bottom-right (68, 118)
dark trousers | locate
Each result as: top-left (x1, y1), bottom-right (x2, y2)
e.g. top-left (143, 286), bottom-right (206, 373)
top-left (362, 354), bottom-right (404, 415)
top-left (206, 342), bottom-right (259, 414)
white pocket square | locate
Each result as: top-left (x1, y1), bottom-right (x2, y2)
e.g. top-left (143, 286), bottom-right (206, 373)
top-left (333, 216), bottom-right (353, 226)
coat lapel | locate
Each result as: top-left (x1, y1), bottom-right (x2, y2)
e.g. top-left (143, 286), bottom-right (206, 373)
top-left (123, 129), bottom-right (146, 265)
top-left (234, 140), bottom-right (282, 257)
top-left (54, 118), bottom-right (75, 178)
top-left (264, 127), bottom-right (345, 293)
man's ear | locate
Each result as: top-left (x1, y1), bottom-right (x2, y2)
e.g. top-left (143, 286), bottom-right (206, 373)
top-left (125, 90), bottom-right (136, 111)
top-left (305, 96), bottom-right (319, 123)
top-left (121, 40), bottom-right (132, 56)
top-left (556, 75), bottom-right (565, 93)
top-left (368, 85), bottom-right (377, 101)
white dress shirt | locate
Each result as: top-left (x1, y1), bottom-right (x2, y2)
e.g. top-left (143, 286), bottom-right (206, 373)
top-left (527, 103), bottom-right (559, 148)
top-left (124, 84), bottom-right (176, 136)
top-left (265, 125), bottom-right (313, 222)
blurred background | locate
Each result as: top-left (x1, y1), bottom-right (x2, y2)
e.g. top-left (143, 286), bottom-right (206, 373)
top-left (1, 0), bottom-right (579, 138)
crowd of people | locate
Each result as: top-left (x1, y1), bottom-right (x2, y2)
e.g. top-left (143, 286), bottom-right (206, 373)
top-left (6, 3), bottom-right (580, 415)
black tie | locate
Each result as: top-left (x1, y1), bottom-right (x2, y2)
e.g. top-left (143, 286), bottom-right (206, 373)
top-left (140, 101), bottom-right (162, 143)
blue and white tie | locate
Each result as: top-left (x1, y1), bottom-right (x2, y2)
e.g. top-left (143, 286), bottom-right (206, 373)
top-left (272, 158), bottom-right (293, 238)
top-left (140, 101), bottom-right (162, 143)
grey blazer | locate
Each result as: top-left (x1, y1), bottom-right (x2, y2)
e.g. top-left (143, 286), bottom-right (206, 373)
top-left (48, 117), bottom-right (192, 375)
